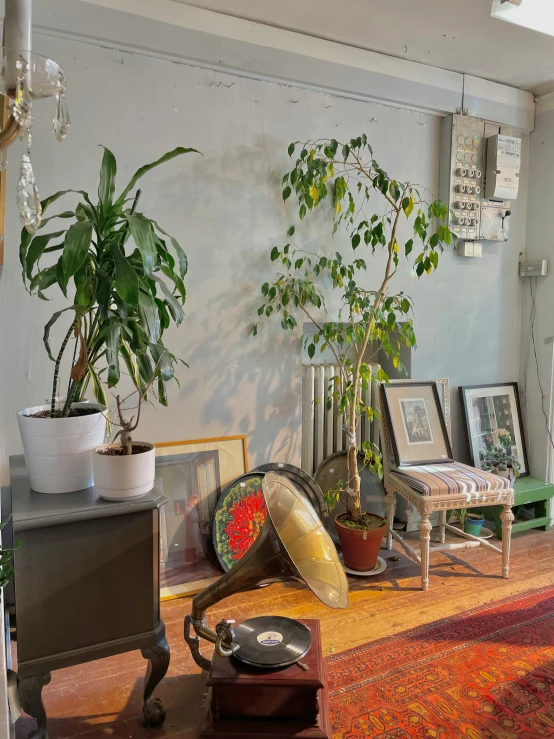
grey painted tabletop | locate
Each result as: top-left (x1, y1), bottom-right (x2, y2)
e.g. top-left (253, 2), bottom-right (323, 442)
top-left (9, 455), bottom-right (167, 531)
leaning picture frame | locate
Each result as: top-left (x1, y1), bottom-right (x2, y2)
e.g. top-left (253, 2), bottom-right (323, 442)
top-left (459, 382), bottom-right (529, 477)
top-left (154, 436), bottom-right (249, 601)
top-left (381, 381), bottom-right (453, 466)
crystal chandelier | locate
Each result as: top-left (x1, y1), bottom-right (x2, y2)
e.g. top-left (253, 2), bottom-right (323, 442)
top-left (1, 0), bottom-right (69, 234)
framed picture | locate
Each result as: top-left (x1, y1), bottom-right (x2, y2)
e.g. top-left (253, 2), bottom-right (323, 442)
top-left (459, 383), bottom-right (528, 477)
top-left (381, 382), bottom-right (453, 466)
top-left (154, 436), bottom-right (248, 600)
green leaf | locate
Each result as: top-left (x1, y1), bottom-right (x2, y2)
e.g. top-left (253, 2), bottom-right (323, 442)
top-left (56, 257), bottom-right (67, 297)
top-left (30, 266), bottom-right (58, 295)
top-left (126, 213), bottom-right (157, 276)
top-left (153, 276), bottom-right (185, 325)
top-left (41, 190), bottom-right (73, 215)
top-left (113, 245), bottom-right (139, 306)
top-left (43, 306), bottom-right (81, 361)
top-left (150, 342), bottom-right (175, 381)
top-left (116, 147), bottom-right (201, 205)
top-left (152, 220), bottom-right (188, 278)
top-left (404, 238), bottom-right (413, 256)
top-left (283, 186), bottom-right (291, 201)
top-left (24, 231), bottom-right (65, 280)
top-left (74, 267), bottom-right (92, 306)
top-left (288, 143), bottom-right (295, 157)
top-left (105, 322), bottom-right (121, 387)
top-left (308, 343), bottom-right (315, 359)
top-left (271, 246), bottom-right (279, 261)
top-left (89, 363), bottom-right (108, 408)
top-left (342, 144), bottom-right (350, 160)
top-left (62, 221), bottom-right (93, 279)
top-left (157, 376), bottom-right (168, 407)
top-left (288, 225), bottom-right (295, 237)
top-left (138, 290), bottom-right (161, 342)
top-left (98, 146), bottom-right (117, 210)
top-left (352, 233), bottom-right (360, 249)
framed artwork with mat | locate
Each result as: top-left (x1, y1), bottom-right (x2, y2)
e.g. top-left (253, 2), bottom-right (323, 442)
top-left (381, 381), bottom-right (453, 466)
top-left (459, 382), bottom-right (529, 476)
top-left (154, 436), bottom-right (249, 600)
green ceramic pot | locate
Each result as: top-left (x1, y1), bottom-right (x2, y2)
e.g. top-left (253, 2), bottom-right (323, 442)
top-left (464, 515), bottom-right (485, 536)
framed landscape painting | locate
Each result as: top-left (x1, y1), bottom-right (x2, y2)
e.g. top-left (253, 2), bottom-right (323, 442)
top-left (460, 383), bottom-right (528, 476)
top-left (154, 436), bottom-right (248, 600)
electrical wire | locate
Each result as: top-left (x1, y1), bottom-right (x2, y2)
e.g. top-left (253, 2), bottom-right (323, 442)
top-left (529, 279), bottom-right (554, 451)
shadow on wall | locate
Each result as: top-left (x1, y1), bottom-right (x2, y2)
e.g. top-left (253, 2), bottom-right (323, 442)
top-left (166, 139), bottom-right (304, 466)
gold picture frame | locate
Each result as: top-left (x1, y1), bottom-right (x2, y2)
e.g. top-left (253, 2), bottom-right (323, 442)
top-left (154, 436), bottom-right (249, 601)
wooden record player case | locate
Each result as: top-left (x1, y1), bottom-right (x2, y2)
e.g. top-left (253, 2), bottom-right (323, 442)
top-left (202, 619), bottom-right (330, 739)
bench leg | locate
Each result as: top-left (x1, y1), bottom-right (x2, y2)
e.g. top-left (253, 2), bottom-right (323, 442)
top-left (500, 504), bottom-right (514, 579)
top-left (438, 510), bottom-right (446, 544)
top-left (419, 513), bottom-right (432, 591)
top-left (535, 499), bottom-right (552, 531)
top-left (385, 490), bottom-right (395, 550)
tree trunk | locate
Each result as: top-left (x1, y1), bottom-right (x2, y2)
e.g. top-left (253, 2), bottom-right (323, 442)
top-left (347, 380), bottom-right (361, 522)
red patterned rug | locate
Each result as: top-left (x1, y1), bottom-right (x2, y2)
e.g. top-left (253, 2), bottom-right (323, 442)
top-left (327, 586), bottom-right (554, 738)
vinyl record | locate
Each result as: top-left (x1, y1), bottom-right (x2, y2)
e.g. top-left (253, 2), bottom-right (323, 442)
top-left (252, 462), bottom-right (328, 525)
top-left (212, 473), bottom-right (267, 572)
top-left (232, 616), bottom-right (312, 668)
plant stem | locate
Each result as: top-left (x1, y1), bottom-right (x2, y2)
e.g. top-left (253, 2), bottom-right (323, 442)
top-left (51, 321), bottom-right (76, 418)
top-left (347, 190), bottom-right (405, 521)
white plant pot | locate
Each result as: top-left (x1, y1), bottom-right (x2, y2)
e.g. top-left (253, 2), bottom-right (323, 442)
top-left (17, 403), bottom-right (107, 494)
top-left (93, 443), bottom-right (155, 501)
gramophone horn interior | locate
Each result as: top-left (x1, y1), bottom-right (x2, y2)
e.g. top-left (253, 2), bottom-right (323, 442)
top-left (262, 471), bottom-right (348, 609)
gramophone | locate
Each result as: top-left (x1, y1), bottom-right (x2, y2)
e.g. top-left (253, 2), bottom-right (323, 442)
top-left (184, 471), bottom-right (348, 737)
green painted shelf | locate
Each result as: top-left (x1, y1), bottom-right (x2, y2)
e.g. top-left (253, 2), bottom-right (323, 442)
top-left (483, 476), bottom-right (554, 540)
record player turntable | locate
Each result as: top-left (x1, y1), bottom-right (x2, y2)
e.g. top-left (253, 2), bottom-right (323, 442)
top-left (183, 471), bottom-right (349, 738)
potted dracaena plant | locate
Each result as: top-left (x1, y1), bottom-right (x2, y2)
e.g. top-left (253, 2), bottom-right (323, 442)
top-left (18, 145), bottom-right (198, 494)
top-left (253, 135), bottom-right (454, 571)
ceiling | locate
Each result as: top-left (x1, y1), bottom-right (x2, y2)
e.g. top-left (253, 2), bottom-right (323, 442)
top-left (171, 0), bottom-right (554, 94)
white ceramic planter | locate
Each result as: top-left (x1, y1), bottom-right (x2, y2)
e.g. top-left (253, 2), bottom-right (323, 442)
top-left (17, 403), bottom-right (107, 494)
top-left (93, 442), bottom-right (155, 501)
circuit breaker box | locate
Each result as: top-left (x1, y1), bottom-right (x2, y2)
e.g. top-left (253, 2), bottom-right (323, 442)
top-left (439, 114), bottom-right (520, 244)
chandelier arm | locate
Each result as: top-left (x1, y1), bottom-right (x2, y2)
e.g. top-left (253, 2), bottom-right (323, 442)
top-left (0, 113), bottom-right (21, 150)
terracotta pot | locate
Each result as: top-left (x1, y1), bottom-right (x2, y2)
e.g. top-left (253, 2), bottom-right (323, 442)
top-left (335, 513), bottom-right (386, 572)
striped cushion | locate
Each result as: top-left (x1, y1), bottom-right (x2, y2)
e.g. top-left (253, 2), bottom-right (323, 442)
top-left (390, 462), bottom-right (511, 498)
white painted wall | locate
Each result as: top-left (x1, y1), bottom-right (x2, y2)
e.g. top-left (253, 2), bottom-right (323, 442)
top-left (520, 102), bottom-right (554, 482)
top-left (0, 33), bottom-right (528, 486)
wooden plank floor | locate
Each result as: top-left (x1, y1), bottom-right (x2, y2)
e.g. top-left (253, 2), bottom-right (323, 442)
top-left (14, 528), bottom-right (554, 739)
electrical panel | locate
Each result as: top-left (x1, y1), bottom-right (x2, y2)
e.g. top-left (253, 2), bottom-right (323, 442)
top-left (485, 134), bottom-right (521, 201)
top-left (439, 114), bottom-right (520, 246)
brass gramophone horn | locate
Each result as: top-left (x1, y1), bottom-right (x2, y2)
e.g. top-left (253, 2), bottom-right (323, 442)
top-left (184, 472), bottom-right (348, 670)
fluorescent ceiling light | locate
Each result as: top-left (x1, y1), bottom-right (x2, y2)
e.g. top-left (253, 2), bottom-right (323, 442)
top-left (492, 0), bottom-right (554, 37)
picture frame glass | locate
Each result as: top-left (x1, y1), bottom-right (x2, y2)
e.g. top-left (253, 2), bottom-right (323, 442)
top-left (382, 382), bottom-right (452, 465)
top-left (154, 437), bottom-right (248, 600)
top-left (461, 384), bottom-right (528, 476)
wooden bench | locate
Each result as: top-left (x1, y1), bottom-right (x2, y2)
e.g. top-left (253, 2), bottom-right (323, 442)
top-left (484, 476), bottom-right (553, 539)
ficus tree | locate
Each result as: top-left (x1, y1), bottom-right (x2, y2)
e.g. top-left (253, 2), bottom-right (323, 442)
top-left (20, 146), bottom-right (199, 417)
top-left (253, 135), bottom-right (455, 527)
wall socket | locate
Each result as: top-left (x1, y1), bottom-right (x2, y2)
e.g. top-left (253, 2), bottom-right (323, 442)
top-left (456, 241), bottom-right (483, 258)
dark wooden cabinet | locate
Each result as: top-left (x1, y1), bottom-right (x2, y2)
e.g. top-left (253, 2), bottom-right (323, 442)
top-left (4, 455), bottom-right (169, 738)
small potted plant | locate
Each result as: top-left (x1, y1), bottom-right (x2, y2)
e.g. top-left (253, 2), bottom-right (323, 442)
top-left (18, 145), bottom-right (197, 493)
top-left (93, 391), bottom-right (155, 501)
top-left (252, 135), bottom-right (453, 571)
top-left (461, 510), bottom-right (485, 536)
